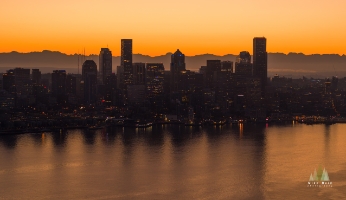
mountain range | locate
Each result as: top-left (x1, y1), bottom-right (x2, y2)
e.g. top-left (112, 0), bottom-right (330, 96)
top-left (1, 50), bottom-right (346, 78)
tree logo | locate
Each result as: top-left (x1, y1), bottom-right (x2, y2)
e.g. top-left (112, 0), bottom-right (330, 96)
top-left (307, 165), bottom-right (332, 188)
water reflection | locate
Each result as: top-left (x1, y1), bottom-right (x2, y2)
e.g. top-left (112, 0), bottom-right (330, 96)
top-left (52, 131), bottom-right (68, 146)
top-left (142, 125), bottom-right (164, 147)
top-left (1, 124), bottom-right (346, 199)
top-left (0, 135), bottom-right (17, 149)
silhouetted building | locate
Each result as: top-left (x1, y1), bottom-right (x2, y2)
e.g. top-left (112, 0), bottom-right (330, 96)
top-left (118, 39), bottom-right (133, 104)
top-left (82, 60), bottom-right (98, 104)
top-left (104, 73), bottom-right (116, 105)
top-left (52, 70), bottom-right (66, 96)
top-left (170, 49), bottom-right (186, 92)
top-left (0, 90), bottom-right (15, 110)
top-left (52, 70), bottom-right (67, 104)
top-left (13, 68), bottom-right (31, 96)
top-left (2, 70), bottom-right (15, 93)
top-left (99, 48), bottom-right (112, 84)
top-left (121, 39), bottom-right (133, 87)
top-left (203, 60), bottom-right (221, 89)
top-left (127, 85), bottom-right (145, 104)
top-left (213, 70), bottom-right (234, 111)
top-left (146, 63), bottom-right (165, 97)
top-left (116, 65), bottom-right (124, 90)
top-left (133, 62), bottom-right (146, 85)
top-left (221, 61), bottom-right (233, 73)
top-left (66, 75), bottom-right (77, 95)
top-left (32, 69), bottom-right (41, 84)
top-left (253, 37), bottom-right (267, 96)
top-left (235, 51), bottom-right (252, 76)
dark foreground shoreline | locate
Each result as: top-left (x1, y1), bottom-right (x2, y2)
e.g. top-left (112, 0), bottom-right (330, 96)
top-left (0, 119), bottom-right (343, 135)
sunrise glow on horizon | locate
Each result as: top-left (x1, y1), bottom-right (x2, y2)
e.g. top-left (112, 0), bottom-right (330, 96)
top-left (2, 0), bottom-right (346, 56)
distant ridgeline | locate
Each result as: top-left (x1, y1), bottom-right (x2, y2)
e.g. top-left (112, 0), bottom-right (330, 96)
top-left (1, 51), bottom-right (346, 77)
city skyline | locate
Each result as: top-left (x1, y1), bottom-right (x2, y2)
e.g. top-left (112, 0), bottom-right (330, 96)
top-left (2, 0), bottom-right (346, 56)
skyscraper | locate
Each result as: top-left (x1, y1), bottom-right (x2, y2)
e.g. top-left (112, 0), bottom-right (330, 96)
top-left (234, 51), bottom-right (253, 99)
top-left (13, 68), bottom-right (30, 96)
top-left (104, 73), bottom-right (116, 106)
top-left (146, 63), bottom-right (165, 97)
top-left (51, 70), bottom-right (67, 104)
top-left (51, 70), bottom-right (67, 96)
top-left (235, 51), bottom-right (252, 76)
top-left (82, 60), bottom-right (98, 104)
top-left (204, 60), bottom-right (221, 89)
top-left (2, 70), bottom-right (15, 93)
top-left (66, 75), bottom-right (77, 95)
top-left (99, 48), bottom-right (112, 84)
top-left (32, 69), bottom-right (41, 84)
top-left (170, 49), bottom-right (186, 92)
top-left (253, 37), bottom-right (267, 96)
top-left (132, 62), bottom-right (146, 85)
top-left (221, 61), bottom-right (233, 73)
top-left (121, 39), bottom-right (133, 87)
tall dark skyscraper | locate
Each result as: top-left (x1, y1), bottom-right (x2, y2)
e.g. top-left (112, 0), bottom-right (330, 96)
top-left (253, 37), bottom-right (267, 96)
top-left (170, 49), bottom-right (186, 92)
top-left (99, 48), bottom-right (112, 84)
top-left (121, 39), bottom-right (133, 87)
top-left (82, 60), bottom-right (98, 104)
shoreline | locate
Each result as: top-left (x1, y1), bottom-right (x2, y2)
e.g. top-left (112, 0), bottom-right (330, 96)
top-left (0, 120), bottom-right (342, 136)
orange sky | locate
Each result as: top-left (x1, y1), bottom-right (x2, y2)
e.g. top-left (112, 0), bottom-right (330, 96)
top-left (1, 0), bottom-right (346, 56)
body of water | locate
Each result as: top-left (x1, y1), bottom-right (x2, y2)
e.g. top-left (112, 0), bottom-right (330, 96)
top-left (0, 123), bottom-right (346, 199)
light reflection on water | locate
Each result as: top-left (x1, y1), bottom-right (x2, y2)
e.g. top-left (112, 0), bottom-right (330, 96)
top-left (0, 124), bottom-right (345, 199)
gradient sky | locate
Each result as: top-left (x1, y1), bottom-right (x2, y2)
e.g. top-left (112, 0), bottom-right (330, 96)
top-left (1, 0), bottom-right (346, 56)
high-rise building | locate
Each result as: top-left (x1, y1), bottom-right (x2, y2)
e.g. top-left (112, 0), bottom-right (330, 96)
top-left (146, 63), bottom-right (165, 97)
top-left (235, 51), bottom-right (252, 76)
top-left (51, 70), bottom-right (67, 104)
top-left (82, 60), bottom-right (98, 104)
top-left (99, 48), bottom-right (112, 84)
top-left (104, 73), bottom-right (116, 106)
top-left (66, 75), bottom-right (77, 95)
top-left (13, 68), bottom-right (30, 96)
top-left (121, 39), bottom-right (133, 87)
top-left (234, 51), bottom-right (253, 101)
top-left (133, 62), bottom-right (146, 85)
top-left (253, 37), bottom-right (267, 96)
top-left (116, 66), bottom-right (124, 90)
top-left (203, 60), bottom-right (221, 89)
top-left (32, 69), bottom-right (41, 84)
top-left (2, 70), bottom-right (15, 93)
top-left (170, 49), bottom-right (186, 92)
top-left (51, 70), bottom-right (66, 96)
top-left (221, 61), bottom-right (233, 73)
